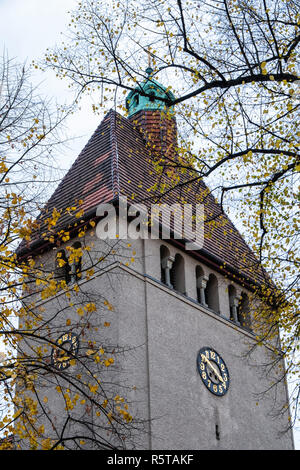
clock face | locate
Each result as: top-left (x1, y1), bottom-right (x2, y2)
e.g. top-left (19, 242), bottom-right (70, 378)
top-left (51, 332), bottom-right (79, 371)
top-left (197, 347), bottom-right (229, 396)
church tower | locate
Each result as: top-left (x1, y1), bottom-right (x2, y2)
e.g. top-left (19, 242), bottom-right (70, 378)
top-left (16, 71), bottom-right (294, 450)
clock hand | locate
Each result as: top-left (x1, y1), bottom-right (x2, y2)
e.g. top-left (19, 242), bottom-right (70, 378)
top-left (201, 354), bottom-right (225, 384)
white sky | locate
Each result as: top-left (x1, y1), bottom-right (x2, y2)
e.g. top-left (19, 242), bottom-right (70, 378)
top-left (0, 0), bottom-right (104, 171)
top-left (0, 0), bottom-right (299, 450)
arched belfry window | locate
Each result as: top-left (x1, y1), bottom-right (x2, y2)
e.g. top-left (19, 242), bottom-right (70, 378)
top-left (55, 249), bottom-right (71, 285)
top-left (228, 287), bottom-right (251, 330)
top-left (196, 266), bottom-right (208, 306)
top-left (170, 253), bottom-right (186, 295)
top-left (204, 274), bottom-right (219, 313)
top-left (228, 285), bottom-right (238, 322)
top-left (238, 293), bottom-right (251, 330)
top-left (160, 247), bottom-right (185, 294)
top-left (69, 241), bottom-right (82, 284)
top-left (149, 91), bottom-right (155, 102)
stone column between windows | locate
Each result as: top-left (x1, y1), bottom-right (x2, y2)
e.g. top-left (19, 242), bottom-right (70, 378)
top-left (161, 256), bottom-right (175, 288)
top-left (197, 276), bottom-right (208, 307)
top-left (231, 297), bottom-right (240, 324)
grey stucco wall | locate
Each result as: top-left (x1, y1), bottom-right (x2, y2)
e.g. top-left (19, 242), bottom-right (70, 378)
top-left (23, 231), bottom-right (294, 450)
top-left (111, 259), bottom-right (293, 450)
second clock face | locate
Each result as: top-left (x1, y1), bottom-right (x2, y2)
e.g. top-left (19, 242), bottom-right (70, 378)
top-left (51, 332), bottom-right (79, 371)
top-left (197, 347), bottom-right (229, 396)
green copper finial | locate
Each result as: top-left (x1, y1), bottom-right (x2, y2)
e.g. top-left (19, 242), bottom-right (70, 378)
top-left (125, 69), bottom-right (175, 117)
top-left (145, 66), bottom-right (154, 77)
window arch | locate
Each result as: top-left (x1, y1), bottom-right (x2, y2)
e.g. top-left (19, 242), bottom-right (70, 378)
top-left (149, 91), bottom-right (155, 102)
top-left (228, 285), bottom-right (237, 322)
top-left (55, 249), bottom-right (71, 284)
top-left (69, 241), bottom-right (82, 283)
top-left (170, 253), bottom-right (185, 294)
top-left (238, 293), bottom-right (251, 330)
top-left (204, 274), bottom-right (219, 313)
top-left (228, 286), bottom-right (251, 329)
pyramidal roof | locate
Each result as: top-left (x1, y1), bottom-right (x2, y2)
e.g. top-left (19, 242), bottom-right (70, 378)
top-left (17, 108), bottom-right (268, 290)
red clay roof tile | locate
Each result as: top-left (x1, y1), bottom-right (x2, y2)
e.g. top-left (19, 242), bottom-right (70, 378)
top-left (17, 109), bottom-right (268, 289)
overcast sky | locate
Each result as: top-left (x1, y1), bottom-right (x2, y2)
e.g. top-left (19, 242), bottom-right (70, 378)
top-left (0, 0), bottom-right (103, 170)
top-left (0, 0), bottom-right (75, 58)
top-left (0, 0), bottom-right (299, 450)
